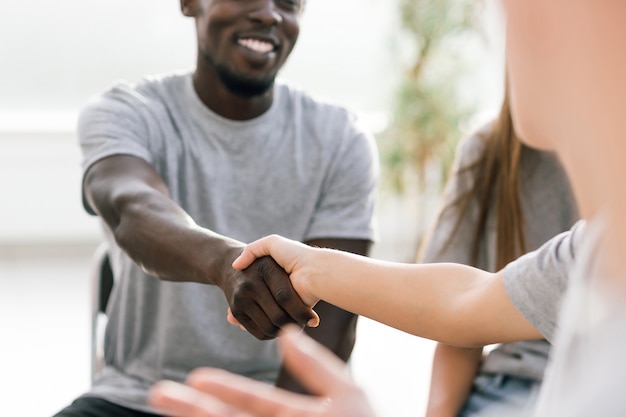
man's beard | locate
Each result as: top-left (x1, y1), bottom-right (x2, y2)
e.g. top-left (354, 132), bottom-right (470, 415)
top-left (200, 49), bottom-right (277, 97)
top-left (216, 64), bottom-right (275, 98)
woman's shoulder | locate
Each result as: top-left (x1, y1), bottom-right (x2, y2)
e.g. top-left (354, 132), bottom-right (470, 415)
top-left (453, 123), bottom-right (491, 169)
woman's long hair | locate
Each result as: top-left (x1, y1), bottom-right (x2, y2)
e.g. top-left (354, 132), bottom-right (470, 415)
top-left (428, 86), bottom-right (528, 270)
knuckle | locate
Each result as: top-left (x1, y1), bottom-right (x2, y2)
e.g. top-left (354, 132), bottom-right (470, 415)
top-left (254, 256), bottom-right (275, 275)
top-left (270, 311), bottom-right (293, 327)
top-left (231, 296), bottom-right (254, 314)
top-left (230, 309), bottom-right (250, 324)
top-left (237, 279), bottom-right (257, 295)
top-left (251, 330), bottom-right (265, 340)
top-left (274, 288), bottom-right (294, 305)
top-left (261, 327), bottom-right (280, 340)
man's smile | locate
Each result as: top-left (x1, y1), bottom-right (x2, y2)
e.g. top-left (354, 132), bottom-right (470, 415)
top-left (237, 37), bottom-right (277, 55)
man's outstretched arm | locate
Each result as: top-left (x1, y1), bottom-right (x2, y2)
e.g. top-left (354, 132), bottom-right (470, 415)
top-left (84, 154), bottom-right (315, 339)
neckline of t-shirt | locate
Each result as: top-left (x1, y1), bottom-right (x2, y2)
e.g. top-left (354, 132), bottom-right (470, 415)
top-left (183, 73), bottom-right (282, 131)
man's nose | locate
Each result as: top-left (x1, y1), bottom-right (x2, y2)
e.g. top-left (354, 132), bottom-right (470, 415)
top-left (248, 0), bottom-right (283, 26)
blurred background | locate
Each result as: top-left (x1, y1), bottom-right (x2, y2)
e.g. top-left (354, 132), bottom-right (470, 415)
top-left (0, 0), bottom-right (505, 415)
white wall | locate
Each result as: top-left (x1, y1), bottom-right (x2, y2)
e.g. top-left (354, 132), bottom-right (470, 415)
top-left (0, 0), bottom-right (399, 245)
top-left (0, 0), bottom-right (505, 247)
top-left (0, 127), bottom-right (100, 244)
top-left (0, 0), bottom-right (401, 115)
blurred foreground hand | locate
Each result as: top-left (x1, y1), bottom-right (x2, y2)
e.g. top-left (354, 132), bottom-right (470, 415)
top-left (149, 325), bottom-right (377, 417)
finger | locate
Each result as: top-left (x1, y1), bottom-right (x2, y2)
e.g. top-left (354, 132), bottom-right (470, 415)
top-left (278, 325), bottom-right (353, 396)
top-left (231, 302), bottom-right (281, 340)
top-left (254, 257), bottom-right (316, 327)
top-left (231, 305), bottom-right (317, 330)
top-left (186, 368), bottom-right (323, 417)
top-left (226, 308), bottom-right (248, 332)
top-left (226, 308), bottom-right (241, 326)
top-left (226, 307), bottom-right (237, 325)
top-left (307, 310), bottom-right (320, 328)
top-left (229, 270), bottom-right (289, 338)
top-left (232, 236), bottom-right (278, 270)
top-left (149, 380), bottom-right (250, 417)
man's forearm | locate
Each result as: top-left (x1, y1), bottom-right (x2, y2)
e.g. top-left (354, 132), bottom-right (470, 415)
top-left (90, 180), bottom-right (241, 285)
top-left (114, 206), bottom-right (242, 285)
top-left (85, 155), bottom-right (316, 339)
top-left (84, 155), bottom-right (242, 285)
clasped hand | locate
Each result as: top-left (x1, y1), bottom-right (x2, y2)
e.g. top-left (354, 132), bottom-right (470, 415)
top-left (227, 235), bottom-right (322, 334)
top-left (220, 245), bottom-right (318, 339)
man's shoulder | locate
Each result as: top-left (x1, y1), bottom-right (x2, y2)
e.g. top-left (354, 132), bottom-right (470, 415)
top-left (274, 80), bottom-right (356, 120)
top-left (80, 72), bottom-right (190, 119)
top-left (93, 72), bottom-right (189, 105)
top-left (273, 81), bottom-right (373, 147)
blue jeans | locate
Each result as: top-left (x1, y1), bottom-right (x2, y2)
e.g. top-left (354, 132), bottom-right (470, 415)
top-left (458, 373), bottom-right (542, 417)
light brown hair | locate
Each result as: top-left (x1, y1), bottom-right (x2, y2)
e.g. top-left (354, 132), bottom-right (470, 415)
top-left (427, 86), bottom-right (528, 270)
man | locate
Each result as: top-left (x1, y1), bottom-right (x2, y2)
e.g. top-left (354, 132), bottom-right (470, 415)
top-left (53, 0), bottom-right (378, 415)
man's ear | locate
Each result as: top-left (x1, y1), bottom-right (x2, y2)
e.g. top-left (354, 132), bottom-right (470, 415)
top-left (180, 0), bottom-right (200, 17)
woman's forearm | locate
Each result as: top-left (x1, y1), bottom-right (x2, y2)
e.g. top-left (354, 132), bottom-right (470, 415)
top-left (308, 249), bottom-right (535, 346)
top-left (425, 344), bottom-right (483, 417)
top-left (233, 236), bottom-right (542, 346)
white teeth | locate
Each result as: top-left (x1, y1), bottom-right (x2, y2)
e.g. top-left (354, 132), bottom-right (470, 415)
top-left (238, 38), bottom-right (274, 54)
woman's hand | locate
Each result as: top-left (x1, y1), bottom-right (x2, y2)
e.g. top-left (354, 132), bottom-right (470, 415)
top-left (149, 326), bottom-right (378, 417)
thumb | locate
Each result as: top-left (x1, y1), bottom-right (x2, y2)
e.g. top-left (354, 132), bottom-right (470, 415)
top-left (232, 236), bottom-right (278, 270)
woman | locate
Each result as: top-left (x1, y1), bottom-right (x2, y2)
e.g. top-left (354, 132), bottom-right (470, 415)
top-left (420, 86), bottom-right (578, 417)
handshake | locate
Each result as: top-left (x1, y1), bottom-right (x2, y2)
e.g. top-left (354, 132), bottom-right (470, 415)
top-left (220, 235), bottom-right (325, 340)
top-left (148, 235), bottom-right (378, 417)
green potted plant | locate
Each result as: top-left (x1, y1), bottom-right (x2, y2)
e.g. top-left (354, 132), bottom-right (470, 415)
top-left (375, 0), bottom-right (484, 260)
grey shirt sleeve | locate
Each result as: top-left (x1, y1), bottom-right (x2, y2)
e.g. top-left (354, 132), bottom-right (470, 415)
top-left (77, 83), bottom-right (155, 172)
top-left (503, 221), bottom-right (585, 341)
top-left (76, 83), bottom-right (156, 214)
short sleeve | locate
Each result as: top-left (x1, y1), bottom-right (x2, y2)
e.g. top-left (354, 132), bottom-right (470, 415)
top-left (77, 83), bottom-right (155, 213)
top-left (502, 221), bottom-right (585, 341)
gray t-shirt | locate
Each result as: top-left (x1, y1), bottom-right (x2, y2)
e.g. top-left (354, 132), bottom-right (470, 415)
top-left (504, 215), bottom-right (626, 416)
top-left (503, 221), bottom-right (584, 342)
top-left (421, 132), bottom-right (578, 381)
top-left (530, 217), bottom-right (626, 417)
top-left (76, 72), bottom-right (379, 412)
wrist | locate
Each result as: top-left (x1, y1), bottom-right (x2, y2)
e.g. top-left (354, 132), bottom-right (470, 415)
top-left (201, 237), bottom-right (245, 287)
top-left (304, 247), bottom-right (333, 302)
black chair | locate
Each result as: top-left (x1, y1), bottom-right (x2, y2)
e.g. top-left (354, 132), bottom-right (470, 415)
top-left (90, 242), bottom-right (114, 383)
